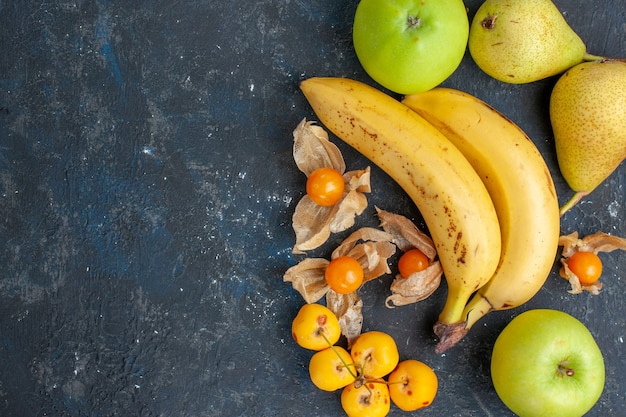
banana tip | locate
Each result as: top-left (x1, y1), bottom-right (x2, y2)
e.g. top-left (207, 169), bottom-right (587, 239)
top-left (433, 321), bottom-right (469, 354)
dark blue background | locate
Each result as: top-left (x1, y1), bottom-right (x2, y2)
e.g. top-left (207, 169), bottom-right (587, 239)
top-left (1, 1), bottom-right (624, 416)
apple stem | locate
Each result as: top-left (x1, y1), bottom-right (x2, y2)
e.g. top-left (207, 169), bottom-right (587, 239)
top-left (558, 362), bottom-right (575, 377)
top-left (559, 191), bottom-right (589, 217)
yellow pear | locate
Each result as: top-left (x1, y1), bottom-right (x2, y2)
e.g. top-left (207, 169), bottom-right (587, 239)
top-left (550, 60), bottom-right (626, 216)
top-left (469, 0), bottom-right (588, 83)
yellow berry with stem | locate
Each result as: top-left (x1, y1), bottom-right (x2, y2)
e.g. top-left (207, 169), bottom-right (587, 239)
top-left (291, 303), bottom-right (341, 351)
top-left (309, 346), bottom-right (357, 391)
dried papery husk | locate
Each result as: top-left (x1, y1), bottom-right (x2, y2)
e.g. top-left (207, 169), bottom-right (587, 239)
top-left (325, 227), bottom-right (396, 342)
top-left (331, 227), bottom-right (396, 283)
top-left (285, 226), bottom-right (397, 344)
top-left (343, 239), bottom-right (396, 284)
top-left (326, 290), bottom-right (363, 348)
top-left (386, 262), bottom-right (443, 307)
top-left (558, 231), bottom-right (626, 294)
top-left (559, 231), bottom-right (626, 256)
top-left (332, 227), bottom-right (394, 255)
top-left (375, 207), bottom-right (443, 306)
top-left (376, 207), bottom-right (437, 260)
top-left (291, 119), bottom-right (371, 254)
top-left (358, 240), bottom-right (397, 282)
top-left (292, 199), bottom-right (339, 254)
top-left (345, 168), bottom-right (372, 194)
top-left (293, 118), bottom-right (345, 176)
top-left (292, 169), bottom-right (371, 254)
top-left (328, 168), bottom-right (370, 233)
top-left (283, 257), bottom-right (329, 303)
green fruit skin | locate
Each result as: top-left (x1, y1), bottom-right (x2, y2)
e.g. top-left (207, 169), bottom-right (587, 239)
top-left (550, 60), bottom-right (626, 193)
top-left (491, 309), bottom-right (605, 417)
top-left (469, 0), bottom-right (586, 84)
top-left (353, 0), bottom-right (469, 95)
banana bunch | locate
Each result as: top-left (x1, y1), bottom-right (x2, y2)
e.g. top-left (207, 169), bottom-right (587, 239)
top-left (403, 88), bottom-right (560, 353)
top-left (299, 78), bottom-right (560, 354)
top-left (300, 78), bottom-right (502, 336)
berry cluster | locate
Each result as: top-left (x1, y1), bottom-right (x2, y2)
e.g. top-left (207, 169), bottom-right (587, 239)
top-left (292, 303), bottom-right (438, 416)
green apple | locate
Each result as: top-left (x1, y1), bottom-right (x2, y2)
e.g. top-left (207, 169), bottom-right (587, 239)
top-left (491, 309), bottom-right (605, 417)
top-left (352, 0), bottom-right (469, 94)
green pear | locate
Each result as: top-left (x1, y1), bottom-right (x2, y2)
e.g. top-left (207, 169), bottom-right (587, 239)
top-left (468, 0), bottom-right (588, 83)
top-left (550, 60), bottom-right (626, 216)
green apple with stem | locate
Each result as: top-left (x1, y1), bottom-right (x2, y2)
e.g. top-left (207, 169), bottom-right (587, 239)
top-left (352, 0), bottom-right (469, 94)
top-left (491, 309), bottom-right (605, 417)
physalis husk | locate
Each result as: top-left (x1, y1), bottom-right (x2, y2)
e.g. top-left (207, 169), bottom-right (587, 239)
top-left (559, 231), bottom-right (626, 294)
top-left (284, 227), bottom-right (395, 346)
top-left (291, 119), bottom-right (370, 254)
top-left (376, 207), bottom-right (443, 307)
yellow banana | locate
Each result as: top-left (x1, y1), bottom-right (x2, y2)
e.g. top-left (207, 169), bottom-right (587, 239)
top-left (403, 88), bottom-right (560, 353)
top-left (299, 77), bottom-right (502, 332)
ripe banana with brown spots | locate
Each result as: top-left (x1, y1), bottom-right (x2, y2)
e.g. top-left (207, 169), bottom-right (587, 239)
top-left (300, 77), bottom-right (502, 342)
top-left (403, 88), bottom-right (560, 353)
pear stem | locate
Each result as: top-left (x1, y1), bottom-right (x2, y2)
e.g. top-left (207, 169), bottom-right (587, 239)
top-left (559, 191), bottom-right (589, 217)
top-left (583, 53), bottom-right (626, 63)
top-left (583, 52), bottom-right (607, 62)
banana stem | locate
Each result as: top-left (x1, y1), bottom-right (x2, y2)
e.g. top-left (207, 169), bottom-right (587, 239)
top-left (437, 289), bottom-right (472, 326)
top-left (433, 321), bottom-right (468, 354)
top-left (559, 191), bottom-right (589, 217)
top-left (462, 294), bottom-right (494, 330)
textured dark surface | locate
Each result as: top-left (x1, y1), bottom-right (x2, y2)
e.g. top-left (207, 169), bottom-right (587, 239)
top-left (0, 1), bottom-right (624, 416)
